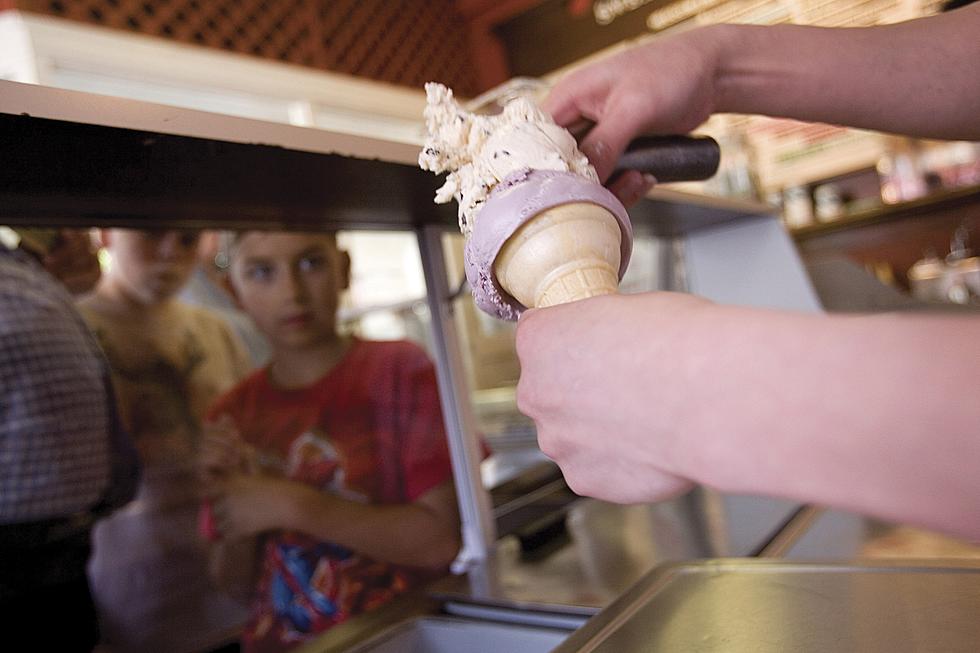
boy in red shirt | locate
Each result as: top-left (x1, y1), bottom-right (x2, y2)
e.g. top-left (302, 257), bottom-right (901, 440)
top-left (200, 232), bottom-right (460, 653)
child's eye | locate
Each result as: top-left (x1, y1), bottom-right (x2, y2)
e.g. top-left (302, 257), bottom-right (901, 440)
top-left (246, 264), bottom-right (274, 282)
top-left (298, 255), bottom-right (325, 272)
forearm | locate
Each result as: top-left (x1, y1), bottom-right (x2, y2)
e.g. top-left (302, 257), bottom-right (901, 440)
top-left (680, 306), bottom-right (980, 538)
top-left (710, 7), bottom-right (980, 140)
top-left (209, 536), bottom-right (261, 603)
top-left (282, 485), bottom-right (460, 570)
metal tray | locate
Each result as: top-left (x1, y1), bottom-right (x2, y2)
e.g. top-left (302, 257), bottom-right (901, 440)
top-left (553, 559), bottom-right (980, 653)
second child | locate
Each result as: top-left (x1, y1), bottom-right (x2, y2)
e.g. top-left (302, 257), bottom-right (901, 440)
top-left (79, 228), bottom-right (251, 653)
top-left (201, 232), bottom-right (460, 653)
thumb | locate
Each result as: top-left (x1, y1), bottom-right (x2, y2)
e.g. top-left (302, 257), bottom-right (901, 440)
top-left (578, 116), bottom-right (644, 184)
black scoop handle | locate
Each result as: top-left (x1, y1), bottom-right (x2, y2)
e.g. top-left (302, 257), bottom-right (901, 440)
top-left (613, 135), bottom-right (721, 183)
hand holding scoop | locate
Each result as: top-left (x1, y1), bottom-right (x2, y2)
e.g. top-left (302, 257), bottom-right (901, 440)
top-left (419, 83), bottom-right (719, 320)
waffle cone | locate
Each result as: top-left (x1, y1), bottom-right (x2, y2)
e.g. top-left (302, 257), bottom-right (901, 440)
top-left (495, 202), bottom-right (622, 309)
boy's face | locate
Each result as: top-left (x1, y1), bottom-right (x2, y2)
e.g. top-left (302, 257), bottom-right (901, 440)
top-left (103, 229), bottom-right (201, 304)
top-left (229, 232), bottom-right (349, 350)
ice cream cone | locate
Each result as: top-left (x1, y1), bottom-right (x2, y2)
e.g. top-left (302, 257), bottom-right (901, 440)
top-left (494, 202), bottom-right (622, 309)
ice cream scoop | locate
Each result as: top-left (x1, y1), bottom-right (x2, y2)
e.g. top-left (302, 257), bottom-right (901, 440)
top-left (419, 82), bottom-right (719, 320)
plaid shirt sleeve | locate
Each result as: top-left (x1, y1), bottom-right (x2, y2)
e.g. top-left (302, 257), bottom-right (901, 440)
top-left (0, 248), bottom-right (118, 523)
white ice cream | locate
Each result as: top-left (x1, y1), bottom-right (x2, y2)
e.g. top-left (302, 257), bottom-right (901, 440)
top-left (419, 82), bottom-right (598, 236)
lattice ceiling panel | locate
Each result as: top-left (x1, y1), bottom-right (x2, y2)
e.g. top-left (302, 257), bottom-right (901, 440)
top-left (13, 0), bottom-right (478, 95)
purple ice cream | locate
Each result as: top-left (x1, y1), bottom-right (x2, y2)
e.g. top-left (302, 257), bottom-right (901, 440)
top-left (464, 169), bottom-right (633, 320)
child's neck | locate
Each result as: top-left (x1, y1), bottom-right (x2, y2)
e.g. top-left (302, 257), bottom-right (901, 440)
top-left (269, 335), bottom-right (352, 389)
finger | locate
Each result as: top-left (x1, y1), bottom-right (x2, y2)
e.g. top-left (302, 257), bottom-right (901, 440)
top-left (541, 87), bottom-right (587, 128)
top-left (607, 171), bottom-right (656, 207)
top-left (541, 68), bottom-right (608, 128)
top-left (579, 117), bottom-right (645, 183)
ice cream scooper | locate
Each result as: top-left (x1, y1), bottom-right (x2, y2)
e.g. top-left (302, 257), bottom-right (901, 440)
top-left (418, 82), bottom-right (720, 320)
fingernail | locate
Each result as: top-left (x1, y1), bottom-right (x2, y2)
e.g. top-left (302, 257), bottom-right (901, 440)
top-left (634, 174), bottom-right (656, 201)
top-left (584, 139), bottom-right (607, 158)
top-left (582, 140), bottom-right (608, 172)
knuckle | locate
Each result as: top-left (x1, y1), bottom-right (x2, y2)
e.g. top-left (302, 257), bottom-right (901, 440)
top-left (515, 375), bottom-right (536, 417)
top-left (561, 469), bottom-right (591, 498)
top-left (535, 426), bottom-right (565, 462)
top-left (514, 313), bottom-right (539, 361)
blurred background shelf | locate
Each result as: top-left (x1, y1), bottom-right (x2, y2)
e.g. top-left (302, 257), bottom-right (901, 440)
top-left (792, 184), bottom-right (980, 241)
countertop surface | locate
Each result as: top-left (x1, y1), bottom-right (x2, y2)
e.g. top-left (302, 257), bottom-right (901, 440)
top-left (555, 559), bottom-right (980, 653)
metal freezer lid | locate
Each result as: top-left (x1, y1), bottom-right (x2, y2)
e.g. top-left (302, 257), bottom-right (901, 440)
top-left (554, 559), bottom-right (980, 653)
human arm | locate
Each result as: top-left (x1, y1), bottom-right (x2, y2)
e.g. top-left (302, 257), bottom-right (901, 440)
top-left (515, 293), bottom-right (980, 540)
top-left (198, 415), bottom-right (261, 480)
top-left (198, 415), bottom-right (264, 597)
top-left (544, 5), bottom-right (980, 184)
top-left (208, 474), bottom-right (461, 571)
top-left (208, 533), bottom-right (262, 603)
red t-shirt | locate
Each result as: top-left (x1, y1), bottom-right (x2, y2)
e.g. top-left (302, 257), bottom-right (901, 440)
top-left (206, 339), bottom-right (453, 653)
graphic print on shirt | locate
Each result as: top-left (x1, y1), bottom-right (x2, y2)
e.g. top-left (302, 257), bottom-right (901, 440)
top-left (285, 430), bottom-right (367, 504)
top-left (267, 540), bottom-right (352, 637)
top-left (261, 429), bottom-right (373, 639)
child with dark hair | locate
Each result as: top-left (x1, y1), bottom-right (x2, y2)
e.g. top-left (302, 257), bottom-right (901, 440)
top-left (200, 232), bottom-right (459, 653)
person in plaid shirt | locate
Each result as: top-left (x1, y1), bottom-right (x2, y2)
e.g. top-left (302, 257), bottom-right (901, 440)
top-left (0, 231), bottom-right (139, 652)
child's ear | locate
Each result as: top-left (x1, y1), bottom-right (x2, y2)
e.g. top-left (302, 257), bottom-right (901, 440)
top-left (338, 250), bottom-right (352, 291)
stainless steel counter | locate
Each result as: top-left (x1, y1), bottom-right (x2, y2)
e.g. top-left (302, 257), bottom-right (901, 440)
top-left (553, 559), bottom-right (980, 653)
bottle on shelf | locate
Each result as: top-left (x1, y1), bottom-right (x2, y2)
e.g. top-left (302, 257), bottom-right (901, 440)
top-left (813, 183), bottom-right (844, 223)
top-left (877, 140), bottom-right (927, 204)
top-left (782, 185), bottom-right (814, 228)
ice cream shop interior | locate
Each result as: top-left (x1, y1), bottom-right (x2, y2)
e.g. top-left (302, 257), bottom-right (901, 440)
top-left (1, 1), bottom-right (979, 652)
